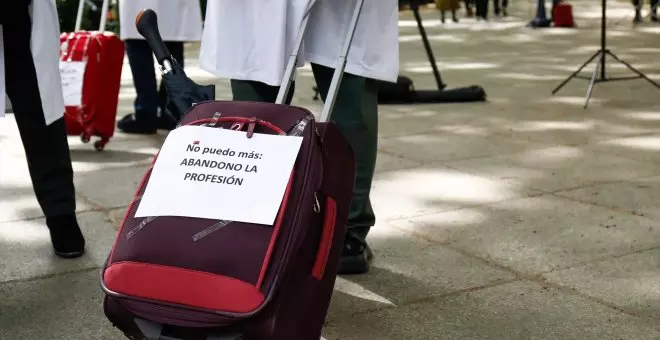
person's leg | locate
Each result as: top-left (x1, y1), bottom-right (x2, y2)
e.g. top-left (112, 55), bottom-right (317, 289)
top-left (311, 63), bottom-right (378, 275)
top-left (230, 79), bottom-right (295, 104)
top-left (475, 0), bottom-right (488, 19)
top-left (651, 0), bottom-right (658, 20)
top-left (465, 0), bottom-right (474, 17)
top-left (3, 4), bottom-right (85, 258)
top-left (502, 0), bottom-right (509, 16)
top-left (157, 41), bottom-right (185, 129)
top-left (117, 39), bottom-right (159, 134)
top-left (633, 0), bottom-right (643, 22)
top-left (493, 0), bottom-right (501, 15)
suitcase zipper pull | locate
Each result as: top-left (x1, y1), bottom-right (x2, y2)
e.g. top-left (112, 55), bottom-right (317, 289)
top-left (314, 193), bottom-right (321, 213)
top-left (246, 117), bottom-right (257, 138)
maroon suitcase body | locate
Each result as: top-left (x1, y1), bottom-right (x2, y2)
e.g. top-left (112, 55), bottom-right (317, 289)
top-left (101, 1), bottom-right (365, 338)
top-left (101, 101), bottom-right (355, 340)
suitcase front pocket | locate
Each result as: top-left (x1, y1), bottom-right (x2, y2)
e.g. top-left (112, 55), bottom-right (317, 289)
top-left (104, 115), bottom-right (310, 316)
top-left (104, 261), bottom-right (266, 314)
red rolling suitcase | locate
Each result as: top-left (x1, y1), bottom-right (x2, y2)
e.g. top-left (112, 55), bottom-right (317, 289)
top-left (552, 2), bottom-right (576, 28)
top-left (100, 0), bottom-right (364, 339)
top-left (59, 0), bottom-right (124, 151)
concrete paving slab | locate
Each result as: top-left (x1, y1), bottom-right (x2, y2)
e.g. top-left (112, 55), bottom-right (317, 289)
top-left (484, 111), bottom-right (660, 147)
top-left (0, 270), bottom-right (123, 340)
top-left (369, 165), bottom-right (539, 221)
top-left (542, 248), bottom-right (660, 318)
top-left (105, 208), bottom-right (127, 230)
top-left (374, 152), bottom-right (421, 174)
top-left (446, 145), bottom-right (660, 193)
top-left (0, 211), bottom-right (116, 283)
top-left (0, 185), bottom-right (95, 223)
top-left (393, 194), bottom-right (660, 275)
top-left (0, 153), bottom-right (97, 223)
top-left (554, 175), bottom-right (660, 219)
top-left (376, 104), bottom-right (491, 139)
top-left (378, 131), bottom-right (535, 163)
top-left (73, 164), bottom-right (150, 210)
top-left (322, 280), bottom-right (660, 340)
top-left (591, 134), bottom-right (660, 163)
top-left (327, 226), bottom-right (515, 320)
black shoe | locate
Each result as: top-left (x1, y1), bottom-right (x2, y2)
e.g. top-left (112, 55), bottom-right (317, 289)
top-left (651, 15), bottom-right (658, 22)
top-left (46, 214), bottom-right (86, 259)
top-left (117, 114), bottom-right (158, 134)
top-left (158, 113), bottom-right (178, 131)
top-left (338, 234), bottom-right (373, 275)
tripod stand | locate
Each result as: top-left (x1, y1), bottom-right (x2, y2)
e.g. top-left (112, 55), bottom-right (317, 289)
top-left (551, 0), bottom-right (660, 109)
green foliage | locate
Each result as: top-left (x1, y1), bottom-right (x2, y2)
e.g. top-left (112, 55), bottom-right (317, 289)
top-left (56, 0), bottom-right (120, 34)
top-left (56, 0), bottom-right (207, 34)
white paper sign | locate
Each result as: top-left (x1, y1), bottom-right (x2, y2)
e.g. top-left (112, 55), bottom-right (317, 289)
top-left (59, 60), bottom-right (86, 106)
top-left (135, 125), bottom-right (304, 225)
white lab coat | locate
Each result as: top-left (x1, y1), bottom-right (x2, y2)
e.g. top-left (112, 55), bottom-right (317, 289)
top-left (199, 0), bottom-right (400, 87)
top-left (1, 0), bottom-right (65, 126)
top-left (119, 0), bottom-right (203, 41)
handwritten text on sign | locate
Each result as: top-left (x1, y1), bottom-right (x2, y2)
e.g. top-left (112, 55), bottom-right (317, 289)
top-left (135, 125), bottom-right (304, 225)
top-left (59, 61), bottom-right (86, 106)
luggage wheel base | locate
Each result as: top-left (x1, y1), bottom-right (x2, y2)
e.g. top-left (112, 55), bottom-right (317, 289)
top-left (133, 318), bottom-right (243, 340)
top-left (79, 131), bottom-right (109, 151)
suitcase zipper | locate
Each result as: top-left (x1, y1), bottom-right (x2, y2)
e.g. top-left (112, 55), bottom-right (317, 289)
top-left (260, 120), bottom-right (322, 294)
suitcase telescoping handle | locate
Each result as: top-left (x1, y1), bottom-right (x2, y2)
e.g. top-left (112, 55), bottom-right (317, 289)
top-left (275, 0), bottom-right (366, 123)
top-left (75, 0), bottom-right (111, 32)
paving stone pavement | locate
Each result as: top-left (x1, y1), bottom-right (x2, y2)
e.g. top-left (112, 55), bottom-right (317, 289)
top-left (3, 2), bottom-right (660, 339)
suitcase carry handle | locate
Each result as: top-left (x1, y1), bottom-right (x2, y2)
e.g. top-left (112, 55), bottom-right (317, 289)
top-left (276, 0), bottom-right (366, 123)
top-left (75, 0), bottom-right (111, 32)
top-left (135, 9), bottom-right (175, 73)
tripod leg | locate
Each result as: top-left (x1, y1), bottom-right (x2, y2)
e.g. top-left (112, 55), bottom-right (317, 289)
top-left (552, 51), bottom-right (600, 95)
top-left (605, 50), bottom-right (660, 89)
top-left (584, 52), bottom-right (603, 109)
top-left (412, 5), bottom-right (447, 91)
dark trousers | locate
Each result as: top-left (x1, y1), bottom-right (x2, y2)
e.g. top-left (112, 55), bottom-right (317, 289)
top-left (475, 0), bottom-right (489, 17)
top-left (494, 0), bottom-right (508, 12)
top-left (2, 3), bottom-right (76, 217)
top-left (124, 39), bottom-right (184, 123)
top-left (632, 0), bottom-right (658, 10)
top-left (230, 64), bottom-right (379, 241)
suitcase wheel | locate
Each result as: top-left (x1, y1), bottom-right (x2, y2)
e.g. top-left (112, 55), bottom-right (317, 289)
top-left (80, 132), bottom-right (91, 144)
top-left (94, 140), bottom-right (108, 152)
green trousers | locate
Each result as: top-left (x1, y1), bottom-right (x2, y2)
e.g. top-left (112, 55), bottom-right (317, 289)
top-left (230, 63), bottom-right (378, 241)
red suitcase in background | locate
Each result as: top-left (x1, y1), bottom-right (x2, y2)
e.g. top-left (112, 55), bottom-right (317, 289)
top-left (553, 1), bottom-right (576, 28)
top-left (59, 0), bottom-right (124, 151)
